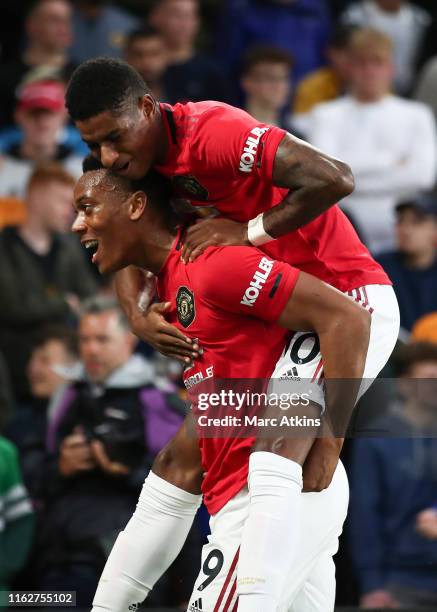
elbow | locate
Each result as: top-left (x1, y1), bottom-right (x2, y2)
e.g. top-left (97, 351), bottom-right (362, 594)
top-left (332, 160), bottom-right (355, 200)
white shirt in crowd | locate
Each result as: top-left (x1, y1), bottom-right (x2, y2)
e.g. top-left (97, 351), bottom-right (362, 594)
top-left (415, 56), bottom-right (437, 124)
top-left (342, 1), bottom-right (431, 94)
top-left (308, 94), bottom-right (437, 254)
top-left (0, 154), bottom-right (83, 199)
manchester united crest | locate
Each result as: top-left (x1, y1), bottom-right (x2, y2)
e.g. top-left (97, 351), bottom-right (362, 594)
top-left (176, 286), bottom-right (196, 328)
top-left (172, 174), bottom-right (209, 201)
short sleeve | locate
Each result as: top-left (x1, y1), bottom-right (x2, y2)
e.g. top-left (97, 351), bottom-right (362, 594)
top-left (199, 246), bottom-right (299, 322)
top-left (194, 105), bottom-right (286, 183)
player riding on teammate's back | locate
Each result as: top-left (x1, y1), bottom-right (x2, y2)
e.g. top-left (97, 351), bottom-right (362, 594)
top-left (66, 58), bottom-right (399, 612)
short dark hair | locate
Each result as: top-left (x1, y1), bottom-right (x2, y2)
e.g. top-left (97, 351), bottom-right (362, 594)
top-left (33, 325), bottom-right (79, 359)
top-left (125, 26), bottom-right (162, 50)
top-left (241, 45), bottom-right (294, 76)
top-left (395, 342), bottom-right (437, 377)
top-left (82, 154), bottom-right (172, 213)
top-left (66, 57), bottom-right (150, 122)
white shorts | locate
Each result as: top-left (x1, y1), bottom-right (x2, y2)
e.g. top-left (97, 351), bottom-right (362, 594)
top-left (187, 285), bottom-right (399, 611)
top-left (270, 284), bottom-right (400, 408)
top-left (187, 461), bottom-right (349, 612)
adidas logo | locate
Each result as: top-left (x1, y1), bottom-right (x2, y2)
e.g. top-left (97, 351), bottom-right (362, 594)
top-left (279, 367), bottom-right (300, 381)
top-left (189, 598), bottom-right (203, 611)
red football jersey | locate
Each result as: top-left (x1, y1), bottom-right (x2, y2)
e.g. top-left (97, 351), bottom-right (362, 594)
top-left (156, 234), bottom-right (299, 514)
top-left (154, 101), bottom-right (390, 291)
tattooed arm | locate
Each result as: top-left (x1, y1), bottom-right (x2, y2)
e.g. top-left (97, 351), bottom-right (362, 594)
top-left (265, 133), bottom-right (354, 236)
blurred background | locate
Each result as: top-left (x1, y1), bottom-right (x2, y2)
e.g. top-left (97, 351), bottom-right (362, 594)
top-left (1, 1), bottom-right (437, 610)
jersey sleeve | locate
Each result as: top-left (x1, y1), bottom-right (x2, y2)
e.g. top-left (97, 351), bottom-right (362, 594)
top-left (199, 246), bottom-right (299, 322)
top-left (194, 104), bottom-right (286, 183)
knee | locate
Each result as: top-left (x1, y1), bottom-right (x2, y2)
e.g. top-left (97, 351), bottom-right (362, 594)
top-left (152, 445), bottom-right (176, 474)
top-left (152, 446), bottom-right (203, 494)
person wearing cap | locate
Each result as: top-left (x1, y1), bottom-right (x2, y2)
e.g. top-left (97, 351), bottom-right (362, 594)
top-left (0, 80), bottom-right (83, 199)
top-left (376, 193), bottom-right (437, 333)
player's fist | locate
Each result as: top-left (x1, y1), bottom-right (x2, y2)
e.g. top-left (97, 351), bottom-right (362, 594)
top-left (132, 302), bottom-right (201, 364)
top-left (182, 218), bottom-right (250, 263)
top-left (360, 589), bottom-right (399, 608)
top-left (416, 508), bottom-right (437, 540)
top-left (302, 437), bottom-right (342, 492)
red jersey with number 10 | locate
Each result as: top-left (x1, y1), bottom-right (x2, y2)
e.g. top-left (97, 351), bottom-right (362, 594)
top-left (154, 100), bottom-right (390, 292)
top-left (156, 233), bottom-right (300, 514)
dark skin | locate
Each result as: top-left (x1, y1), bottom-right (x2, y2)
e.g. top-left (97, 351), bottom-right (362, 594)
top-left (76, 95), bottom-right (354, 362)
top-left (72, 169), bottom-right (369, 493)
top-left (75, 96), bottom-right (355, 490)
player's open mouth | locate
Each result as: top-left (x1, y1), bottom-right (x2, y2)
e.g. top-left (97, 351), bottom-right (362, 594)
top-left (83, 239), bottom-right (100, 264)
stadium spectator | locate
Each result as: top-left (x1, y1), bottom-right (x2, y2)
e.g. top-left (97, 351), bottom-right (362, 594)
top-left (349, 342), bottom-right (437, 609)
top-left (0, 80), bottom-right (83, 198)
top-left (32, 296), bottom-right (189, 606)
top-left (412, 312), bottom-right (437, 345)
top-left (0, 163), bottom-right (96, 398)
top-left (376, 194), bottom-right (437, 333)
top-left (6, 326), bottom-right (79, 503)
top-left (69, 0), bottom-right (140, 65)
top-left (0, 0), bottom-right (74, 128)
top-left (0, 437), bottom-right (34, 608)
top-left (415, 56), bottom-right (437, 124)
top-left (308, 28), bottom-right (437, 254)
top-left (217, 0), bottom-right (331, 87)
top-left (124, 27), bottom-right (168, 101)
top-left (341, 0), bottom-right (431, 94)
top-left (149, 0), bottom-right (230, 103)
top-left (240, 46), bottom-right (294, 130)
top-left (293, 24), bottom-right (356, 116)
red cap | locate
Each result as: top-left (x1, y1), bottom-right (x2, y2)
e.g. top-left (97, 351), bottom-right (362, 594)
top-left (17, 80), bottom-right (66, 113)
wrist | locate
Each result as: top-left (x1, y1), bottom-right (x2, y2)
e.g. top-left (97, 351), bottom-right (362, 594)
top-left (247, 213), bottom-right (275, 246)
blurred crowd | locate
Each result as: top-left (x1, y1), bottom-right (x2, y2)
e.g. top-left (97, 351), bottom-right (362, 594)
top-left (1, 0), bottom-right (437, 609)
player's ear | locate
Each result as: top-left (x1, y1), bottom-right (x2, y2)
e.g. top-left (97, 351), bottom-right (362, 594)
top-left (138, 94), bottom-right (156, 120)
top-left (129, 191), bottom-right (147, 221)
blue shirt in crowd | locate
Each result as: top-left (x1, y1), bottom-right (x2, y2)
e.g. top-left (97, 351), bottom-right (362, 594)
top-left (348, 411), bottom-right (437, 595)
top-left (217, 0), bottom-right (331, 84)
top-left (377, 251), bottom-right (437, 331)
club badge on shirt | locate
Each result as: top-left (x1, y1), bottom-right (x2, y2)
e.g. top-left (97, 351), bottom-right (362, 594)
top-left (177, 286), bottom-right (196, 328)
top-left (172, 174), bottom-right (209, 201)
